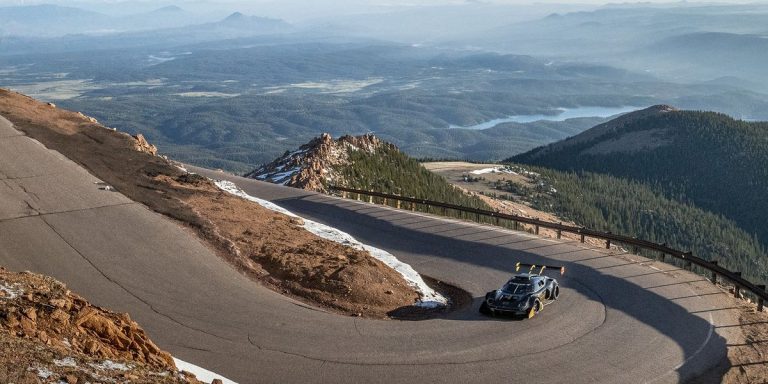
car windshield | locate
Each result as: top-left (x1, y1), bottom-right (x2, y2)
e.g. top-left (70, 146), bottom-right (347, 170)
top-left (501, 282), bottom-right (533, 294)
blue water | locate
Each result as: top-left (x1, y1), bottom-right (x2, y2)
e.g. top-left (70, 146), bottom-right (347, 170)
top-left (450, 105), bottom-right (645, 130)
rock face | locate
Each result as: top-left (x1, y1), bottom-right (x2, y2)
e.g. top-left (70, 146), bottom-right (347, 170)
top-left (246, 133), bottom-right (396, 192)
top-left (132, 133), bottom-right (158, 156)
top-left (0, 268), bottom-right (178, 374)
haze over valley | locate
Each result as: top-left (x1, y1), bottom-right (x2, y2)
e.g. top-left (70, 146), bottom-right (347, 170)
top-left (2, 1), bottom-right (768, 171)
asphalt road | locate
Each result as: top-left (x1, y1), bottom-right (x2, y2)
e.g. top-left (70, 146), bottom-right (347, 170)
top-left (0, 115), bottom-right (741, 383)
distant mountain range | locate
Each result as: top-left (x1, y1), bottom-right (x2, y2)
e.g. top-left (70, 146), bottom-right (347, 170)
top-left (0, 6), bottom-right (292, 54)
top-left (458, 4), bottom-right (768, 88)
top-left (0, 4), bottom-right (207, 37)
top-left (511, 105), bottom-right (768, 247)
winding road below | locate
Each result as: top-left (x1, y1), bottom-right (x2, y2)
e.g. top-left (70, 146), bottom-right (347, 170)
top-left (0, 115), bottom-right (743, 383)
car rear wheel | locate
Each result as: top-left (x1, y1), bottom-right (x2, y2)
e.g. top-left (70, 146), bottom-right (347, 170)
top-left (552, 285), bottom-right (560, 300)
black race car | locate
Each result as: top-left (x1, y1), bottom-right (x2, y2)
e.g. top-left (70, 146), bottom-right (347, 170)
top-left (479, 262), bottom-right (564, 318)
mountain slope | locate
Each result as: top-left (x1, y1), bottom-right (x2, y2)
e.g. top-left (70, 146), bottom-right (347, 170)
top-left (511, 106), bottom-right (768, 247)
top-left (247, 133), bottom-right (490, 209)
top-left (498, 165), bottom-right (766, 284)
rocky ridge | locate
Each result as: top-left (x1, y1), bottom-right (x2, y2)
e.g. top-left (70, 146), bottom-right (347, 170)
top-left (245, 133), bottom-right (396, 192)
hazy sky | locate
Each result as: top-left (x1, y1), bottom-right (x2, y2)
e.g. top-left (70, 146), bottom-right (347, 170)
top-left (1, 0), bottom-right (764, 23)
top-left (0, 0), bottom-right (763, 5)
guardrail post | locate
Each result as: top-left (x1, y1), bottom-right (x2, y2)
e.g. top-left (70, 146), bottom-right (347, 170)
top-left (605, 239), bottom-right (611, 249)
top-left (557, 228), bottom-right (562, 239)
top-left (368, 193), bottom-right (373, 204)
top-left (514, 221), bottom-right (519, 231)
top-left (383, 197), bottom-right (387, 206)
top-left (535, 225), bottom-right (539, 235)
top-left (580, 234), bottom-right (585, 243)
top-left (411, 202), bottom-right (415, 211)
top-left (757, 285), bottom-right (765, 312)
top-left (396, 200), bottom-right (401, 209)
top-left (476, 212), bottom-right (480, 222)
top-left (682, 252), bottom-right (692, 270)
top-left (710, 261), bottom-right (718, 284)
top-left (734, 272), bottom-right (742, 298)
top-left (495, 216), bottom-right (500, 226)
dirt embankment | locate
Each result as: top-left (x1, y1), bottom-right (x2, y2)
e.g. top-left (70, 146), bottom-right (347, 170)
top-left (0, 267), bottom-right (205, 384)
top-left (723, 308), bottom-right (768, 384)
top-left (0, 88), bottom-right (421, 318)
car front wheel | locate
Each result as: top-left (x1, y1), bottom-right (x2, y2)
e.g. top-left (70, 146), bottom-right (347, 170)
top-left (528, 299), bottom-right (542, 318)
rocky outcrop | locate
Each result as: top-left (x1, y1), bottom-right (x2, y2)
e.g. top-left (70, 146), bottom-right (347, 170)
top-left (246, 133), bottom-right (396, 192)
top-left (0, 267), bottom-right (203, 383)
top-left (0, 268), bottom-right (174, 369)
top-left (132, 133), bottom-right (158, 156)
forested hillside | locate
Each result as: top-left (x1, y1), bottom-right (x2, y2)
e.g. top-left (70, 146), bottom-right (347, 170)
top-left (511, 108), bottom-right (768, 248)
top-left (336, 145), bottom-right (490, 210)
top-left (495, 165), bottom-right (767, 284)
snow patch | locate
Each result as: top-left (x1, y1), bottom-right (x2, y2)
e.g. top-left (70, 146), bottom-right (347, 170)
top-left (32, 366), bottom-right (54, 379)
top-left (89, 360), bottom-right (130, 371)
top-left (174, 358), bottom-right (237, 384)
top-left (214, 180), bottom-right (448, 308)
top-left (53, 357), bottom-right (77, 367)
top-left (0, 282), bottom-right (22, 299)
top-left (470, 167), bottom-right (517, 175)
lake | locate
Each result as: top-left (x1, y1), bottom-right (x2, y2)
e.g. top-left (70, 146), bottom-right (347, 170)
top-left (449, 105), bottom-right (645, 130)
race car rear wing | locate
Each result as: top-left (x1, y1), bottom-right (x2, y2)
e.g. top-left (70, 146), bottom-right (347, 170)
top-left (515, 262), bottom-right (566, 276)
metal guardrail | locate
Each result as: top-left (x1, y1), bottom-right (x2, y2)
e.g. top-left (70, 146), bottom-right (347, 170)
top-left (330, 185), bottom-right (767, 311)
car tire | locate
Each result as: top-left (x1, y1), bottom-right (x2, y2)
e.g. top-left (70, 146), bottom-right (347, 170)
top-left (552, 285), bottom-right (560, 300)
top-left (528, 299), bottom-right (542, 319)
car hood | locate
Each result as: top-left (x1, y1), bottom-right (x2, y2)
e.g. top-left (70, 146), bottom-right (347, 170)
top-left (494, 290), bottom-right (528, 303)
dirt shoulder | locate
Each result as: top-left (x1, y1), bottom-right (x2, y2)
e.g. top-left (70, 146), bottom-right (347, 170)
top-left (0, 267), bottom-right (205, 384)
top-left (0, 88), bottom-right (422, 318)
top-left (723, 306), bottom-right (768, 384)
